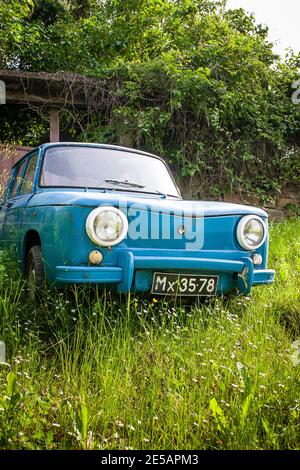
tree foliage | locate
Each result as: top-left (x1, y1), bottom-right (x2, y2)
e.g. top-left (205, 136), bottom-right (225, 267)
top-left (0, 0), bottom-right (299, 196)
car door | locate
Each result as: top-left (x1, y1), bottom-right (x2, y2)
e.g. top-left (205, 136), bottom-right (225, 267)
top-left (1, 152), bottom-right (39, 260)
top-left (0, 174), bottom-right (12, 239)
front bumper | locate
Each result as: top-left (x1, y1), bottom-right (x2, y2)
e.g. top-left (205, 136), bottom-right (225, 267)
top-left (55, 251), bottom-right (275, 295)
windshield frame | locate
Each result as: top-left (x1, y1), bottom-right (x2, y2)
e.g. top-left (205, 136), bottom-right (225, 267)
top-left (38, 144), bottom-right (182, 198)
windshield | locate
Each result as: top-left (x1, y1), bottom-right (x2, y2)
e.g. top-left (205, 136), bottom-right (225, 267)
top-left (40, 146), bottom-right (180, 197)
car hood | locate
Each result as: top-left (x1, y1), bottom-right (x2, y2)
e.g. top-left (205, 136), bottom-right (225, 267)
top-left (29, 190), bottom-right (268, 218)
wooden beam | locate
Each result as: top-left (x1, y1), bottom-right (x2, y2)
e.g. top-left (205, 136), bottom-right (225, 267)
top-left (5, 91), bottom-right (86, 107)
top-left (49, 108), bottom-right (60, 142)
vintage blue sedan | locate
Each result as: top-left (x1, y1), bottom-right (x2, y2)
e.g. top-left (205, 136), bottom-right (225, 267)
top-left (0, 143), bottom-right (274, 297)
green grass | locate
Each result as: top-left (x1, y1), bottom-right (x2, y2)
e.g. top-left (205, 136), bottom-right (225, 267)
top-left (0, 219), bottom-right (300, 450)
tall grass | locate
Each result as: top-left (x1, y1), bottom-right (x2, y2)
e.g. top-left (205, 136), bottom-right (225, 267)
top-left (0, 219), bottom-right (299, 450)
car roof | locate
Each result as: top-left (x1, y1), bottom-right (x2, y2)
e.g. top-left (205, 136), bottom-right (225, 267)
top-left (12, 142), bottom-right (166, 168)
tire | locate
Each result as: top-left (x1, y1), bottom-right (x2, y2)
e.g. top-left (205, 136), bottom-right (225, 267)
top-left (26, 245), bottom-right (45, 300)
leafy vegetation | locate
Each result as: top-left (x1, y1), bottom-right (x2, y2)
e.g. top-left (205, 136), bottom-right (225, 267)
top-left (0, 0), bottom-right (299, 451)
top-left (0, 0), bottom-right (299, 197)
top-left (0, 219), bottom-right (299, 450)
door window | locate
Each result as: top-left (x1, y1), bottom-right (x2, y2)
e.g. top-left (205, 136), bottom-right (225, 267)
top-left (19, 153), bottom-right (38, 195)
top-left (9, 160), bottom-right (27, 198)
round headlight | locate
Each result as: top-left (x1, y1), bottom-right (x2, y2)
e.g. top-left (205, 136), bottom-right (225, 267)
top-left (86, 206), bottom-right (128, 247)
top-left (237, 215), bottom-right (266, 250)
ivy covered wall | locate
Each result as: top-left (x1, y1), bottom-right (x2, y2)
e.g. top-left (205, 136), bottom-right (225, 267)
top-left (0, 0), bottom-right (299, 200)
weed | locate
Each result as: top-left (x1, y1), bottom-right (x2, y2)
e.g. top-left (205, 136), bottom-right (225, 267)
top-left (0, 219), bottom-right (299, 449)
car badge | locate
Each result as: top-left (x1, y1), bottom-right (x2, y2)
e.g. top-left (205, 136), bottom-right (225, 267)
top-left (177, 225), bottom-right (185, 236)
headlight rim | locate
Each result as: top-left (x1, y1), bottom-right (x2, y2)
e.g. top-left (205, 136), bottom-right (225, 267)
top-left (86, 205), bottom-right (128, 247)
top-left (236, 214), bottom-right (267, 251)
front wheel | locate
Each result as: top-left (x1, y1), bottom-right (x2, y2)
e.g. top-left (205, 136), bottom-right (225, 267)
top-left (26, 245), bottom-right (45, 300)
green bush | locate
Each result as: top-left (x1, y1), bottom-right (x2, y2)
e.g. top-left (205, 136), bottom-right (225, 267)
top-left (0, 0), bottom-right (299, 196)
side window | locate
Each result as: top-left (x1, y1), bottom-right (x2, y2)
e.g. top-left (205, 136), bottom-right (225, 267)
top-left (19, 154), bottom-right (38, 195)
top-left (9, 160), bottom-right (27, 199)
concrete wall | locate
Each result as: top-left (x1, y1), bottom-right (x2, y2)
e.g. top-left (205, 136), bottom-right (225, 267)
top-left (180, 177), bottom-right (300, 220)
top-left (0, 144), bottom-right (299, 220)
top-left (222, 186), bottom-right (300, 221)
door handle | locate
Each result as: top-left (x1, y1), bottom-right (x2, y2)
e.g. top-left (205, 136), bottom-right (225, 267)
top-left (6, 202), bottom-right (13, 208)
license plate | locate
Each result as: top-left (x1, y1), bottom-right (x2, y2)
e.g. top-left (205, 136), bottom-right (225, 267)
top-left (151, 272), bottom-right (219, 297)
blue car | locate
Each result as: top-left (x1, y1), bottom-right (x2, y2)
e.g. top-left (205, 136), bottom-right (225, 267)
top-left (0, 143), bottom-right (275, 297)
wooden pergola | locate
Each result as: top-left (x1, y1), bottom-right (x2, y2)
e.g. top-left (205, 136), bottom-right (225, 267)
top-left (0, 70), bottom-right (103, 142)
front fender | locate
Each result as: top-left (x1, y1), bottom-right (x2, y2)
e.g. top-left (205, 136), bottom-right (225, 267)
top-left (22, 205), bottom-right (76, 282)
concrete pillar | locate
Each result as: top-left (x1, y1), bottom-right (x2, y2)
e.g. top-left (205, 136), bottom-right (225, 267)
top-left (49, 108), bottom-right (60, 142)
top-left (118, 134), bottom-right (132, 148)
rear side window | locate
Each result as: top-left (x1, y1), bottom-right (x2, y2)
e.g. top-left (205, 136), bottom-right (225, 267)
top-left (9, 160), bottom-right (27, 198)
top-left (19, 154), bottom-right (38, 195)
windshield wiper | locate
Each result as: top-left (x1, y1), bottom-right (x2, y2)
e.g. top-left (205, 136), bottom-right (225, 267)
top-left (105, 179), bottom-right (145, 189)
top-left (139, 186), bottom-right (181, 198)
top-left (104, 178), bottom-right (180, 198)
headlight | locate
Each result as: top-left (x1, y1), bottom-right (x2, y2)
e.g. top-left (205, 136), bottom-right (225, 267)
top-left (236, 215), bottom-right (266, 250)
top-left (86, 206), bottom-right (128, 247)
